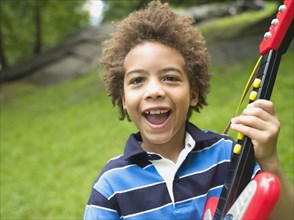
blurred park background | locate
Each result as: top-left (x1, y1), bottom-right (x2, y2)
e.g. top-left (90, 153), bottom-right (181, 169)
top-left (0, 0), bottom-right (293, 219)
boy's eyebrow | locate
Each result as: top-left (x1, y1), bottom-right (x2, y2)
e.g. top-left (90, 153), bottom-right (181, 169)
top-left (126, 67), bottom-right (185, 76)
top-left (160, 67), bottom-right (184, 74)
top-left (125, 69), bottom-right (147, 76)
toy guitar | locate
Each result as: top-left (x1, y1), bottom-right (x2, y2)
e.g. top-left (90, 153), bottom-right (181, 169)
top-left (203, 172), bottom-right (281, 220)
top-left (202, 1), bottom-right (294, 219)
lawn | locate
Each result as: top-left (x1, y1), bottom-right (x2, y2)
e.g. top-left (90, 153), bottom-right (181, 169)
top-left (1, 70), bottom-right (135, 218)
top-left (1, 3), bottom-right (293, 219)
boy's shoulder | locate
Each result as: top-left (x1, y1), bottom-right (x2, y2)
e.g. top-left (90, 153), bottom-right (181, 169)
top-left (90, 154), bottom-right (130, 188)
top-left (186, 121), bottom-right (235, 149)
top-left (96, 154), bottom-right (130, 178)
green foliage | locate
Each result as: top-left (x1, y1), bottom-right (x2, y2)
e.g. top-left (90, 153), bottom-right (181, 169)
top-left (198, 2), bottom-right (277, 44)
top-left (1, 0), bottom-right (35, 65)
top-left (102, 0), bottom-right (234, 22)
top-left (0, 0), bottom-right (89, 66)
top-left (102, 0), bottom-right (148, 22)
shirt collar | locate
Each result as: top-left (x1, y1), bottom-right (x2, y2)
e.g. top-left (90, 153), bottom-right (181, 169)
top-left (123, 132), bottom-right (146, 160)
top-left (146, 132), bottom-right (195, 161)
top-left (123, 121), bottom-right (220, 161)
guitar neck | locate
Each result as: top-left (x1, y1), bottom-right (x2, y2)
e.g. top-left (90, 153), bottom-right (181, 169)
top-left (214, 51), bottom-right (281, 219)
top-left (214, 5), bottom-right (294, 218)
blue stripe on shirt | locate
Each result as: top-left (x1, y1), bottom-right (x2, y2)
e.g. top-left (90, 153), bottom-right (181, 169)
top-left (94, 164), bottom-right (164, 199)
top-left (179, 138), bottom-right (232, 177)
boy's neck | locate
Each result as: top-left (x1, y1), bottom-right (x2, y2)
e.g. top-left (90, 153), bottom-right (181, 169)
top-left (141, 127), bottom-right (186, 163)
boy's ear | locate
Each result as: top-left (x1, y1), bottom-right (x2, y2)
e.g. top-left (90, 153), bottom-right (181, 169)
top-left (122, 96), bottom-right (127, 109)
top-left (190, 90), bottom-right (198, 107)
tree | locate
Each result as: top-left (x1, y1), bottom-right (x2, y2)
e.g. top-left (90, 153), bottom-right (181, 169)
top-left (0, 0), bottom-right (89, 72)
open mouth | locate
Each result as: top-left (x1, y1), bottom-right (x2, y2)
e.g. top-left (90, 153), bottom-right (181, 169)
top-left (143, 109), bottom-right (171, 125)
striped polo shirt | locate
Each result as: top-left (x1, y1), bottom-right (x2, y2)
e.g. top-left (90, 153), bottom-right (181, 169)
top-left (84, 121), bottom-right (258, 220)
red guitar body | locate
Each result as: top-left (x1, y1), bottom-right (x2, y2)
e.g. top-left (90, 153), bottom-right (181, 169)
top-left (202, 172), bottom-right (281, 220)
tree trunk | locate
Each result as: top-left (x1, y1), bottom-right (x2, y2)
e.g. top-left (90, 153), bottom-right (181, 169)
top-left (0, 6), bottom-right (9, 70)
top-left (34, 0), bottom-right (42, 55)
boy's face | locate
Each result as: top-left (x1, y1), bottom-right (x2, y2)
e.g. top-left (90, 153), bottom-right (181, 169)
top-left (123, 42), bottom-right (198, 149)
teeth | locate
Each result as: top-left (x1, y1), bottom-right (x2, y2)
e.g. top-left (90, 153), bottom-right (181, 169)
top-left (145, 109), bottom-right (169, 115)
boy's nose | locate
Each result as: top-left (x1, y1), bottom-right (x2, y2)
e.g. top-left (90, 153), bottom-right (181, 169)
top-left (145, 79), bottom-right (165, 100)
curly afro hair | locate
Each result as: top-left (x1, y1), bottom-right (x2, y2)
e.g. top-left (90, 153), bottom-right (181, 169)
top-left (100, 1), bottom-right (211, 120)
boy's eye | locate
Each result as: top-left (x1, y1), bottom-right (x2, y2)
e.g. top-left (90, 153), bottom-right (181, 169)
top-left (130, 77), bottom-right (145, 85)
top-left (163, 75), bottom-right (179, 82)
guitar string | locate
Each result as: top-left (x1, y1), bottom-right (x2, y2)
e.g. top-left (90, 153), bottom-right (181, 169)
top-left (223, 55), bottom-right (263, 134)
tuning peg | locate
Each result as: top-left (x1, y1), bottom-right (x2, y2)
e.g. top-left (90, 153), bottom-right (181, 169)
top-left (264, 32), bottom-right (272, 39)
top-left (278, 4), bottom-right (286, 13)
top-left (271, 18), bottom-right (279, 27)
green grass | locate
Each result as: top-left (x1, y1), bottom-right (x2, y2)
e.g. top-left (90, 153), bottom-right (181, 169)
top-left (0, 70), bottom-right (137, 219)
top-left (1, 3), bottom-right (293, 218)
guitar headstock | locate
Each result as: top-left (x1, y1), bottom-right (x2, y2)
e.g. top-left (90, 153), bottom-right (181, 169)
top-left (259, 0), bottom-right (294, 55)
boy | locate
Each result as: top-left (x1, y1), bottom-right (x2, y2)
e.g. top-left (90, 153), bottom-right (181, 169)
top-left (84, 1), bottom-right (293, 219)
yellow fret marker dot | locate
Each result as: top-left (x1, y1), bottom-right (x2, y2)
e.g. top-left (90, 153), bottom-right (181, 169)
top-left (237, 132), bottom-right (244, 141)
top-left (253, 78), bottom-right (262, 88)
top-left (233, 144), bottom-right (242, 155)
top-left (249, 91), bottom-right (258, 101)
